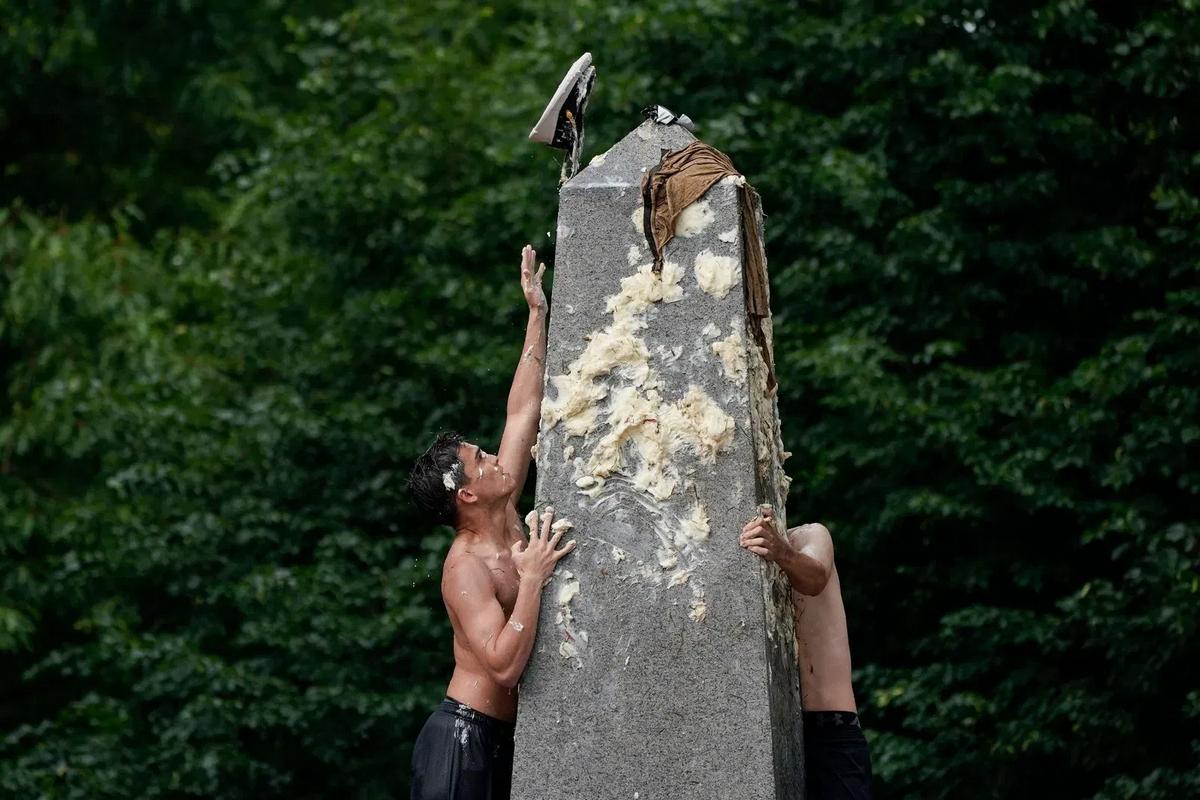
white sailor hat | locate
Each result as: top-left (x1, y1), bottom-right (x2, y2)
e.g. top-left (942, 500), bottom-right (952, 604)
top-left (528, 52), bottom-right (595, 149)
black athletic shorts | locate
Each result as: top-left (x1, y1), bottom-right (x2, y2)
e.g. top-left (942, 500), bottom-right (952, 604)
top-left (410, 698), bottom-right (515, 800)
top-left (803, 711), bottom-right (874, 800)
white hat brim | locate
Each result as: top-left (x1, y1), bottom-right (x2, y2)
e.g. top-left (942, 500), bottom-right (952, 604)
top-left (528, 52), bottom-right (593, 144)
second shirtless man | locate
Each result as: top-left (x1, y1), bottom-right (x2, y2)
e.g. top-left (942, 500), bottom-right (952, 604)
top-left (407, 245), bottom-right (574, 800)
top-left (740, 507), bottom-right (874, 800)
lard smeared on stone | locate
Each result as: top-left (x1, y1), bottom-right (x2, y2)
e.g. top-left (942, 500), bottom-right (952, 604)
top-left (540, 262), bottom-right (684, 437)
top-left (694, 249), bottom-right (740, 298)
top-left (673, 199), bottom-right (715, 238)
top-left (678, 502), bottom-right (711, 545)
top-left (747, 324), bottom-right (793, 498)
top-left (539, 204), bottom-right (747, 624)
top-left (711, 330), bottom-right (748, 383)
top-left (586, 384), bottom-right (734, 502)
top-left (557, 576), bottom-right (580, 605)
top-left (555, 569), bottom-right (586, 667)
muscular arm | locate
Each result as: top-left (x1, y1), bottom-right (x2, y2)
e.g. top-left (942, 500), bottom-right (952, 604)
top-left (497, 246), bottom-right (548, 499)
top-left (778, 523), bottom-right (834, 596)
top-left (443, 555), bottom-right (545, 688)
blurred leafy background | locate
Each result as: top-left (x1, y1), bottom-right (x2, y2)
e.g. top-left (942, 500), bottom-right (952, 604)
top-left (1, 1), bottom-right (1197, 797)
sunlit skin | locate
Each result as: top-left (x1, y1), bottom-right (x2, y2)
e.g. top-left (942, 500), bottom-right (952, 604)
top-left (740, 509), bottom-right (857, 712)
top-left (440, 245), bottom-right (575, 722)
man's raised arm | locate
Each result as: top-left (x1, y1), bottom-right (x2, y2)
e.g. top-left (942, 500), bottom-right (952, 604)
top-left (740, 508), bottom-right (834, 596)
top-left (497, 244), bottom-right (548, 500)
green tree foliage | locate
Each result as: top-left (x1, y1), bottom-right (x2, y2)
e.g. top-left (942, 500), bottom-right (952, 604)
top-left (2, 1), bottom-right (1197, 797)
top-left (0, 0), bottom-right (336, 230)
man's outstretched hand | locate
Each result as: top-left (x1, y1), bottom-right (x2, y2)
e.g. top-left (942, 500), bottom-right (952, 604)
top-left (520, 244), bottom-right (547, 313)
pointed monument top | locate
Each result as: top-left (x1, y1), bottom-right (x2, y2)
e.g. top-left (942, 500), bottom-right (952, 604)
top-left (563, 119), bottom-right (697, 192)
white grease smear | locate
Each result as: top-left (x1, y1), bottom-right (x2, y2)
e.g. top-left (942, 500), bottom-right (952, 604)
top-left (747, 317), bottom-right (794, 500)
top-left (540, 262), bottom-right (684, 437)
top-left (694, 250), bottom-right (740, 298)
top-left (674, 200), bottom-right (715, 238)
top-left (656, 344), bottom-right (684, 364)
top-left (656, 547), bottom-right (678, 570)
top-left (577, 474), bottom-right (606, 498)
top-left (677, 502), bottom-right (711, 547)
top-left (586, 384), bottom-right (735, 502)
top-left (555, 569), bottom-right (586, 668)
top-left (668, 569), bottom-right (691, 587)
top-left (537, 220), bottom-right (743, 618)
top-left (583, 478), bottom-right (713, 600)
top-left (557, 576), bottom-right (580, 605)
top-left (711, 329), bottom-right (748, 383)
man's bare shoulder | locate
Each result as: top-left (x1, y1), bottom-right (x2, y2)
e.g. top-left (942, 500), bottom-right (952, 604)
top-left (441, 540), bottom-right (497, 599)
top-left (789, 522), bottom-right (832, 549)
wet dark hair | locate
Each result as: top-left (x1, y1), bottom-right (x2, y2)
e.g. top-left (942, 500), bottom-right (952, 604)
top-left (408, 431), bottom-right (467, 526)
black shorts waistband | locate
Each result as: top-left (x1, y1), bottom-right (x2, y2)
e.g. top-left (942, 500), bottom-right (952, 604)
top-left (804, 710), bottom-right (861, 729)
top-left (439, 697), bottom-right (515, 732)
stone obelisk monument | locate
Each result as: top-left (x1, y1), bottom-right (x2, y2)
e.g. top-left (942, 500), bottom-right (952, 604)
top-left (512, 119), bottom-right (801, 800)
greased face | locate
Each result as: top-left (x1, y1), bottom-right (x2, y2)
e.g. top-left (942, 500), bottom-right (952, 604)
top-left (457, 442), bottom-right (512, 501)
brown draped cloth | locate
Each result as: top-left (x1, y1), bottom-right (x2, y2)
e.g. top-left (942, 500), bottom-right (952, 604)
top-left (640, 140), bottom-right (777, 390)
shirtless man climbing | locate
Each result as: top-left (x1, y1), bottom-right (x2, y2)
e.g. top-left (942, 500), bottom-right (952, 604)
top-left (407, 244), bottom-right (575, 800)
top-left (739, 508), bottom-right (874, 800)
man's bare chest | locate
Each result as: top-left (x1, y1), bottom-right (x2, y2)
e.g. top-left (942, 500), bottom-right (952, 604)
top-left (791, 581), bottom-right (850, 648)
top-left (486, 552), bottom-right (520, 610)
top-left (486, 519), bottom-right (525, 610)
